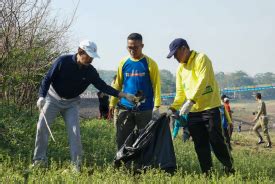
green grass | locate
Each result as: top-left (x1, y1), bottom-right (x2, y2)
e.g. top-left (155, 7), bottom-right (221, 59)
top-left (0, 104), bottom-right (275, 183)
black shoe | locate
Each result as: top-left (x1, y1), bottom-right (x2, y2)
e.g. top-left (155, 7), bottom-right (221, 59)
top-left (224, 166), bottom-right (235, 175)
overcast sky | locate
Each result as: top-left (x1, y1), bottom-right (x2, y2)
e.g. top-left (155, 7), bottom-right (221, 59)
top-left (51, 0), bottom-right (275, 76)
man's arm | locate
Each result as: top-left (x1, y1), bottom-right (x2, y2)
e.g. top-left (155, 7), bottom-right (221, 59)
top-left (189, 54), bottom-right (212, 103)
top-left (90, 67), bottom-right (120, 97)
top-left (170, 66), bottom-right (186, 110)
top-left (38, 58), bottom-right (61, 97)
top-left (225, 108), bottom-right (232, 125)
top-left (255, 102), bottom-right (264, 120)
top-left (147, 57), bottom-right (161, 107)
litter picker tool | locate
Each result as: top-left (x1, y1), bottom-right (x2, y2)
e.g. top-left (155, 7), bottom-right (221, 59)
top-left (41, 109), bottom-right (56, 143)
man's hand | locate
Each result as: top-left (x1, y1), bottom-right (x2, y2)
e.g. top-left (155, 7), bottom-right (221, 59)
top-left (166, 107), bottom-right (176, 117)
top-left (37, 97), bottom-right (45, 110)
top-left (118, 92), bottom-right (135, 103)
top-left (152, 107), bottom-right (160, 120)
top-left (179, 100), bottom-right (194, 116)
top-left (166, 109), bottom-right (173, 117)
top-left (108, 107), bottom-right (114, 119)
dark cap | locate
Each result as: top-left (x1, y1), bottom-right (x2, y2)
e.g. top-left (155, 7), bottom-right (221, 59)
top-left (221, 94), bottom-right (228, 100)
top-left (167, 38), bottom-right (189, 58)
top-left (255, 92), bottom-right (261, 99)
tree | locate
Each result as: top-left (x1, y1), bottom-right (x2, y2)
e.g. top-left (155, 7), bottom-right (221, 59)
top-left (254, 72), bottom-right (275, 99)
top-left (0, 0), bottom-right (78, 111)
top-left (160, 69), bottom-right (176, 94)
top-left (215, 72), bottom-right (227, 89)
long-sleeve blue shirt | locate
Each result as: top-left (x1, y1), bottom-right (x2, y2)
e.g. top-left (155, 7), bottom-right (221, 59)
top-left (39, 54), bottom-right (120, 99)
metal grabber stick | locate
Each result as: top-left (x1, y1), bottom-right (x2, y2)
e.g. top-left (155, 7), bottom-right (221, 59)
top-left (41, 109), bottom-right (56, 143)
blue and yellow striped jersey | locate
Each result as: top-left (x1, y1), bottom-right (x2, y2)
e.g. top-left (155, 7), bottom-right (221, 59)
top-left (110, 55), bottom-right (161, 111)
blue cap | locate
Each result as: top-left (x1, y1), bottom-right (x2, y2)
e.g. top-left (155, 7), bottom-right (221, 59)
top-left (167, 38), bottom-right (189, 58)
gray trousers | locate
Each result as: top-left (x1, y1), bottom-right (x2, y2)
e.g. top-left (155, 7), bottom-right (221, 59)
top-left (33, 92), bottom-right (82, 165)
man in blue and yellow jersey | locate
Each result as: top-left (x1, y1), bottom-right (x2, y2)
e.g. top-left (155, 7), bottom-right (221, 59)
top-left (166, 38), bottom-right (234, 175)
top-left (109, 33), bottom-right (161, 149)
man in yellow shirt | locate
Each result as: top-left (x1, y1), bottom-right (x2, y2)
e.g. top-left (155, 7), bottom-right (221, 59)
top-left (167, 38), bottom-right (234, 175)
top-left (109, 33), bottom-right (161, 149)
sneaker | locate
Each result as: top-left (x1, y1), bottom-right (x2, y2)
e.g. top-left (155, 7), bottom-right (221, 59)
top-left (264, 143), bottom-right (272, 148)
top-left (31, 160), bottom-right (47, 169)
top-left (26, 160), bottom-right (47, 173)
top-left (257, 139), bottom-right (265, 145)
top-left (71, 164), bottom-right (81, 173)
top-left (61, 164), bottom-right (81, 175)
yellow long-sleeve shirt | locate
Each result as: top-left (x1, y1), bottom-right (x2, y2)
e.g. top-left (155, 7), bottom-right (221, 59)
top-left (170, 51), bottom-right (221, 112)
top-left (109, 55), bottom-right (161, 109)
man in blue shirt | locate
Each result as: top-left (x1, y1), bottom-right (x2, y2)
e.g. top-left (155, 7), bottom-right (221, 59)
top-left (33, 40), bottom-right (135, 172)
top-left (109, 33), bottom-right (161, 150)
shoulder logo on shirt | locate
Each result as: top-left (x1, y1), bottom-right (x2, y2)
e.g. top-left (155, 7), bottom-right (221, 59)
top-left (202, 85), bottom-right (213, 95)
top-left (125, 70), bottom-right (146, 77)
top-left (82, 77), bottom-right (86, 80)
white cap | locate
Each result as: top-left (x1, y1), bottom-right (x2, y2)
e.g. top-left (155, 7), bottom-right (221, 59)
top-left (79, 40), bottom-right (100, 58)
top-left (224, 98), bottom-right (229, 102)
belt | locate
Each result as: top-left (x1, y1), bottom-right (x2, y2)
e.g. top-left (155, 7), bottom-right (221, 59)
top-left (117, 103), bottom-right (139, 112)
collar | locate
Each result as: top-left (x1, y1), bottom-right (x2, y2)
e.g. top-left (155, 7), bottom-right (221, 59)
top-left (129, 54), bottom-right (145, 61)
top-left (72, 54), bottom-right (91, 69)
top-left (72, 54), bottom-right (78, 64)
top-left (184, 50), bottom-right (196, 65)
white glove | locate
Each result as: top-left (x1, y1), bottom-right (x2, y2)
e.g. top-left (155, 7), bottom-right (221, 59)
top-left (166, 109), bottom-right (174, 117)
top-left (179, 100), bottom-right (194, 116)
top-left (118, 92), bottom-right (135, 103)
top-left (125, 93), bottom-right (136, 103)
top-left (152, 107), bottom-right (160, 120)
top-left (37, 97), bottom-right (45, 110)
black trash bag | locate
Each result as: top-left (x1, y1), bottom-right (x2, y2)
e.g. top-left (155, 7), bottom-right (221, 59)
top-left (114, 114), bottom-right (177, 173)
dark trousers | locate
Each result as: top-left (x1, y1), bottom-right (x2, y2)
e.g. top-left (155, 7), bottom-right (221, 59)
top-left (188, 107), bottom-right (233, 173)
top-left (223, 128), bottom-right (232, 150)
top-left (99, 105), bottom-right (109, 119)
top-left (115, 109), bottom-right (152, 150)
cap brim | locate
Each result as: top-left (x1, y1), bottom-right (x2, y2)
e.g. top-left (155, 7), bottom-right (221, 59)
top-left (92, 52), bottom-right (100, 58)
top-left (86, 50), bottom-right (100, 59)
top-left (167, 49), bottom-right (177, 59)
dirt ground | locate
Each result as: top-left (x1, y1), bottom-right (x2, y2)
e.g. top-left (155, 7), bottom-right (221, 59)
top-left (79, 98), bottom-right (275, 132)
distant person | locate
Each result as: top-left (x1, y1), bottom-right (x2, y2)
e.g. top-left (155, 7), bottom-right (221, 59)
top-left (109, 33), bottom-right (161, 150)
top-left (222, 96), bottom-right (234, 137)
top-left (237, 122), bottom-right (242, 133)
top-left (252, 93), bottom-right (272, 148)
top-left (220, 97), bottom-right (233, 150)
top-left (97, 91), bottom-right (109, 119)
top-left (33, 40), bottom-right (135, 172)
top-left (166, 38), bottom-right (234, 174)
